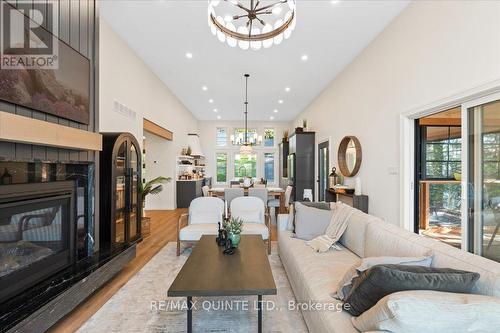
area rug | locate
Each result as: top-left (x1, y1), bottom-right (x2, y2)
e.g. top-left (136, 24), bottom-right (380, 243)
top-left (77, 242), bottom-right (309, 333)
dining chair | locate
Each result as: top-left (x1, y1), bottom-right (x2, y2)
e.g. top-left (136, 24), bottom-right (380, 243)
top-left (248, 188), bottom-right (269, 208)
top-left (230, 196), bottom-right (271, 254)
top-left (268, 185), bottom-right (293, 218)
top-left (201, 185), bottom-right (210, 197)
top-left (176, 197), bottom-right (224, 256)
top-left (224, 188), bottom-right (244, 210)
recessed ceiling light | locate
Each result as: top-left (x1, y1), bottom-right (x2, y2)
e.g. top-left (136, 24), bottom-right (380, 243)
top-left (209, 99), bottom-right (214, 103)
top-left (273, 109), bottom-right (278, 113)
top-left (185, 52), bottom-right (193, 59)
top-left (301, 54), bottom-right (308, 61)
top-left (213, 108), bottom-right (218, 113)
top-left (331, 0), bottom-right (340, 4)
top-left (217, 115), bottom-right (221, 120)
top-left (270, 116), bottom-right (275, 120)
top-left (224, 15), bottom-right (232, 22)
top-left (202, 86), bottom-right (208, 91)
top-left (272, 6), bottom-right (282, 15)
top-left (278, 100), bottom-right (284, 104)
top-left (285, 87), bottom-right (291, 92)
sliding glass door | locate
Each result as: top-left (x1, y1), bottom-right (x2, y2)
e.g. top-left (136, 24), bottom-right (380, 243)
top-left (466, 98), bottom-right (500, 261)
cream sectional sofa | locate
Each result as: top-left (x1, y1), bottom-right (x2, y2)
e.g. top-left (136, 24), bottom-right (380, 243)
top-left (277, 207), bottom-right (500, 333)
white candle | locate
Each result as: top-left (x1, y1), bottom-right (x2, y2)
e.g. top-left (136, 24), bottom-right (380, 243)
top-left (355, 177), bottom-right (362, 195)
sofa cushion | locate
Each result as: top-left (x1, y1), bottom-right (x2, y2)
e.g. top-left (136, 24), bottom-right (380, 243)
top-left (179, 223), bottom-right (218, 241)
top-left (335, 254), bottom-right (433, 301)
top-left (242, 223), bottom-right (269, 240)
top-left (339, 210), bottom-right (377, 257)
top-left (294, 202), bottom-right (333, 241)
top-left (278, 230), bottom-right (360, 333)
top-left (352, 290), bottom-right (500, 333)
top-left (413, 235), bottom-right (500, 297)
top-left (344, 264), bottom-right (480, 316)
top-left (364, 218), bottom-right (431, 257)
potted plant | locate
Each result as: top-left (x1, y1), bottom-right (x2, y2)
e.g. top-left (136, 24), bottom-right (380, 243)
top-left (223, 217), bottom-right (243, 247)
top-left (139, 176), bottom-right (171, 237)
top-left (282, 130), bottom-right (289, 143)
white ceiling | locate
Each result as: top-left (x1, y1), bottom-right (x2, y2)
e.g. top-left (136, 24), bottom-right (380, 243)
top-left (100, 0), bottom-right (408, 122)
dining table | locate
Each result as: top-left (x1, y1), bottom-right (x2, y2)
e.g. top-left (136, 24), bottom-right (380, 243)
top-left (208, 187), bottom-right (287, 214)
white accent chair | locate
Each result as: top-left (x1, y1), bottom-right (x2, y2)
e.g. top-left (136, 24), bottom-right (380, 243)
top-left (230, 196), bottom-right (271, 254)
top-left (176, 197), bottom-right (224, 256)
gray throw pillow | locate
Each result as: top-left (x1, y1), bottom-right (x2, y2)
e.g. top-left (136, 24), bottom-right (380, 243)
top-left (343, 264), bottom-right (480, 316)
top-left (300, 201), bottom-right (331, 210)
top-left (294, 202), bottom-right (333, 241)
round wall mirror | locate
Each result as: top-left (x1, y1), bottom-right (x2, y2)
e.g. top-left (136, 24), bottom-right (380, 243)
top-left (338, 136), bottom-right (362, 177)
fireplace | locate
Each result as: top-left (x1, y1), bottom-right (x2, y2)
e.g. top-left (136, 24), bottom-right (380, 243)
top-left (0, 181), bottom-right (75, 304)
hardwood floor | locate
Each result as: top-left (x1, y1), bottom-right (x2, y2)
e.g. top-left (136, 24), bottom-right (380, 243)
top-left (48, 209), bottom-right (277, 333)
top-left (48, 209), bottom-right (186, 333)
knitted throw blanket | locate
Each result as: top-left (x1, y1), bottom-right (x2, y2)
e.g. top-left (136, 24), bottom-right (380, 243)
top-left (306, 202), bottom-right (354, 253)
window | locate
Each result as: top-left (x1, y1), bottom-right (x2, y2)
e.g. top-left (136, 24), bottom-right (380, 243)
top-left (264, 128), bottom-right (275, 147)
top-left (484, 132), bottom-right (500, 179)
top-left (216, 153), bottom-right (227, 183)
top-left (423, 126), bottom-right (461, 179)
top-left (264, 153), bottom-right (275, 182)
top-left (216, 128), bottom-right (227, 147)
top-left (234, 153), bottom-right (257, 178)
top-left (233, 128), bottom-right (258, 145)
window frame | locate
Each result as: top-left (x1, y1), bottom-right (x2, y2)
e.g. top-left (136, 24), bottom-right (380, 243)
top-left (233, 152), bottom-right (258, 179)
top-left (232, 127), bottom-right (258, 146)
top-left (421, 125), bottom-right (462, 180)
top-left (263, 128), bottom-right (276, 147)
top-left (263, 151), bottom-right (276, 183)
top-left (215, 152), bottom-right (229, 185)
top-left (216, 127), bottom-right (228, 147)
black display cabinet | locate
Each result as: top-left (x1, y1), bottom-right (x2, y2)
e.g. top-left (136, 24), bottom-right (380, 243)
top-left (288, 131), bottom-right (315, 202)
top-left (100, 133), bottom-right (142, 249)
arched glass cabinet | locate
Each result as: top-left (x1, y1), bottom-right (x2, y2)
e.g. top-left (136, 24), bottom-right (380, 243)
top-left (100, 133), bottom-right (142, 249)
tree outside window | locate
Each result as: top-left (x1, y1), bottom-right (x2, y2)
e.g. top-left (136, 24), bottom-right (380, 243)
top-left (234, 153), bottom-right (257, 178)
top-left (264, 128), bottom-right (275, 147)
top-left (216, 153), bottom-right (227, 183)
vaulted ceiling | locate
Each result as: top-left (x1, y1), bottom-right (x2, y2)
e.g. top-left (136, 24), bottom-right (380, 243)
top-left (100, 0), bottom-right (409, 121)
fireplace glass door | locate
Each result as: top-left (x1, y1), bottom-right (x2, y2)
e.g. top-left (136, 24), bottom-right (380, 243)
top-left (0, 183), bottom-right (74, 303)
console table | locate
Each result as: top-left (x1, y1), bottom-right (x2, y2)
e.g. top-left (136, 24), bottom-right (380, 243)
top-left (325, 189), bottom-right (369, 214)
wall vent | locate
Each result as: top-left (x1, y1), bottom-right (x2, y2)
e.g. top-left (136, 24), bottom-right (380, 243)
top-left (113, 100), bottom-right (136, 119)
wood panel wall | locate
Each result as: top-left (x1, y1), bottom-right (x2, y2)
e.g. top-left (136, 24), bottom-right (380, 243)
top-left (0, 0), bottom-right (97, 163)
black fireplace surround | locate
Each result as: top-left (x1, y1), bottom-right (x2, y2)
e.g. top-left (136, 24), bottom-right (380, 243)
top-left (0, 161), bottom-right (96, 331)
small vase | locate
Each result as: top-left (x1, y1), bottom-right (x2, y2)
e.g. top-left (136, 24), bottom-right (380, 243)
top-left (228, 232), bottom-right (241, 248)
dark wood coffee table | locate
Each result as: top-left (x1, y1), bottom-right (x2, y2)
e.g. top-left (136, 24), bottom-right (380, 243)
top-left (168, 235), bottom-right (277, 333)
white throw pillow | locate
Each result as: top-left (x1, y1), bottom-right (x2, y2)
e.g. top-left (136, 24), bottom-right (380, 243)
top-left (352, 290), bottom-right (500, 333)
top-left (333, 253), bottom-right (433, 300)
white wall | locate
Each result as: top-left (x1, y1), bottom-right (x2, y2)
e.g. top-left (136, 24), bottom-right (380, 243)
top-left (198, 121), bottom-right (291, 186)
top-left (99, 19), bottom-right (199, 209)
top-left (292, 1), bottom-right (500, 226)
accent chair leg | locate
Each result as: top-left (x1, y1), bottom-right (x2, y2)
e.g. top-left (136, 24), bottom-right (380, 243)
top-left (267, 239), bottom-right (271, 255)
top-left (177, 240), bottom-right (181, 256)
